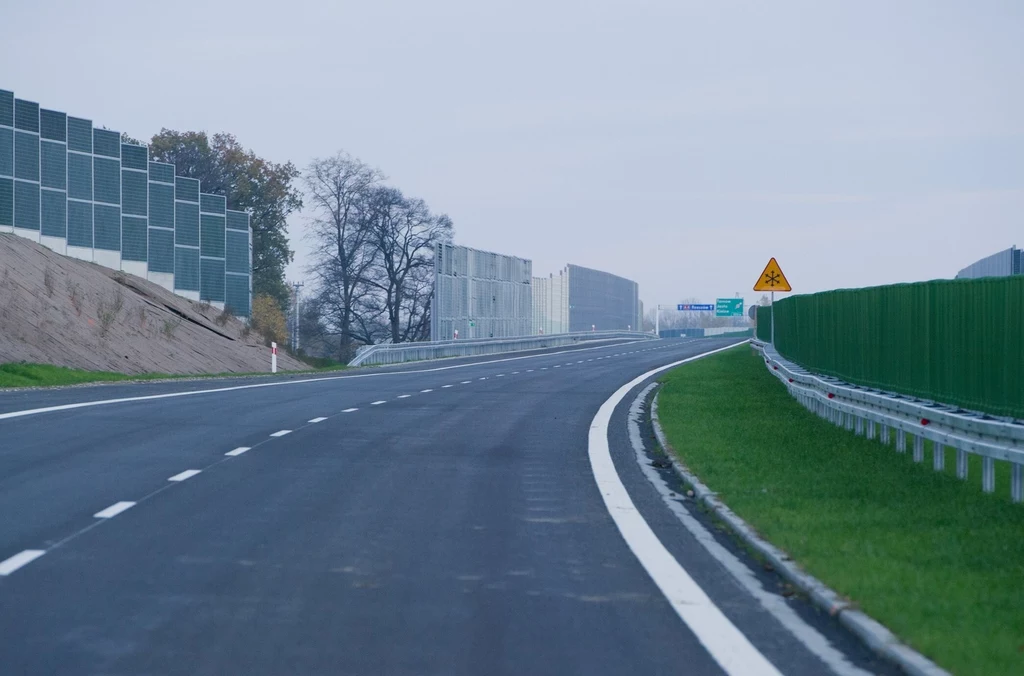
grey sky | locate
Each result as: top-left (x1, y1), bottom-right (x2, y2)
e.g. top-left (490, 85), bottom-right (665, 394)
top-left (4, 0), bottom-right (1022, 312)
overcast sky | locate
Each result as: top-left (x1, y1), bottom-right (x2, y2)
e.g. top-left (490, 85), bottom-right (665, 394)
top-left (3, 0), bottom-right (1022, 311)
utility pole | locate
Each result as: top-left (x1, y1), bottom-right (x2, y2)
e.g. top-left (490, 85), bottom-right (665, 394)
top-left (290, 281), bottom-right (304, 352)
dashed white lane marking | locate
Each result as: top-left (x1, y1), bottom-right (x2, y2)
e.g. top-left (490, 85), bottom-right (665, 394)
top-left (587, 341), bottom-right (776, 675)
top-left (420, 389), bottom-right (433, 393)
top-left (442, 385), bottom-right (454, 388)
top-left (370, 400), bottom-right (387, 405)
top-left (460, 381), bottom-right (471, 384)
top-left (342, 407), bottom-right (359, 413)
top-left (526, 369), bottom-right (534, 372)
top-left (541, 367), bottom-right (548, 370)
top-left (0, 550), bottom-right (46, 576)
top-left (479, 377), bottom-right (488, 380)
top-left (553, 365), bottom-right (560, 368)
top-left (270, 429), bottom-right (292, 437)
top-left (308, 417), bottom-right (328, 423)
top-left (587, 359), bottom-right (593, 362)
top-left (168, 469), bottom-right (201, 482)
top-left (496, 374), bottom-right (505, 377)
top-left (397, 394), bottom-right (411, 399)
top-left (512, 371), bottom-right (519, 374)
top-left (577, 360), bottom-right (584, 363)
top-left (225, 446), bottom-right (251, 456)
top-left (94, 501), bottom-right (136, 519)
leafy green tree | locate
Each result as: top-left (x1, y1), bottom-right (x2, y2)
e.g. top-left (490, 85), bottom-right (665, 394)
top-left (148, 131), bottom-right (302, 309)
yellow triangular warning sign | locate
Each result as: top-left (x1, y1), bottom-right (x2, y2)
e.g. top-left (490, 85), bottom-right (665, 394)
top-left (753, 257), bottom-right (792, 292)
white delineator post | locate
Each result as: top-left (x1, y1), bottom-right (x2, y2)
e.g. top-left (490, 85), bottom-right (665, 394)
top-left (453, 329), bottom-right (459, 340)
top-left (271, 342), bottom-right (278, 373)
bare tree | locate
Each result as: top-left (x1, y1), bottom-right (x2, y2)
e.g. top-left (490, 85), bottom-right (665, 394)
top-left (304, 153), bottom-right (383, 360)
top-left (364, 188), bottom-right (453, 343)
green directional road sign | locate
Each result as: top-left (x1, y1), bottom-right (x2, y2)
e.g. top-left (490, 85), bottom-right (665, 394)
top-left (716, 298), bottom-right (744, 317)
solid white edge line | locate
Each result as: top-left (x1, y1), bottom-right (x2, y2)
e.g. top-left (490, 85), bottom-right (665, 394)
top-left (342, 408), bottom-right (358, 413)
top-left (94, 501), bottom-right (136, 519)
top-left (168, 469), bottom-right (201, 482)
top-left (225, 446), bottom-right (251, 456)
top-left (0, 549), bottom-right (46, 576)
top-left (0, 340), bottom-right (657, 422)
top-left (308, 417), bottom-right (328, 423)
top-left (587, 341), bottom-right (779, 676)
top-left (270, 429), bottom-right (292, 437)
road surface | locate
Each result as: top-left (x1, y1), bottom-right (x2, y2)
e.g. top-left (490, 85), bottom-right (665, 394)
top-left (0, 338), bottom-right (891, 675)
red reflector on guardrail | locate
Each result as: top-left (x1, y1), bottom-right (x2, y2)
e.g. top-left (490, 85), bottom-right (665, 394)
top-left (921, 418), bottom-right (930, 426)
top-left (788, 378), bottom-right (793, 383)
top-left (827, 393), bottom-right (835, 399)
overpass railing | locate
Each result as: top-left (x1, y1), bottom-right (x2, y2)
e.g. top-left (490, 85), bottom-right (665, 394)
top-left (752, 339), bottom-right (1024, 504)
top-left (349, 331), bottom-right (656, 367)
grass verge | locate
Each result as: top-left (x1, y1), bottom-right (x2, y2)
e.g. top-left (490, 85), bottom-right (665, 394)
top-left (0, 361), bottom-right (347, 389)
top-left (657, 345), bottom-right (1024, 676)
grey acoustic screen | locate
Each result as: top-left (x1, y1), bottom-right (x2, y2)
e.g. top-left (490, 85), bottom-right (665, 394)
top-left (67, 117), bottom-right (92, 153)
top-left (174, 247), bottom-right (200, 291)
top-left (40, 141), bottom-right (66, 190)
top-left (39, 109), bottom-right (66, 142)
top-left (0, 89), bottom-right (12, 127)
top-left (0, 127), bottom-right (12, 177)
top-left (67, 199), bottom-right (92, 247)
top-left (67, 152), bottom-right (92, 201)
top-left (148, 161), bottom-right (174, 184)
top-left (14, 131), bottom-right (39, 181)
top-left (14, 180), bottom-right (40, 230)
top-left (175, 201), bottom-right (199, 247)
top-left (0, 178), bottom-right (12, 226)
top-left (226, 210), bottom-right (248, 231)
top-left (226, 229), bottom-right (249, 274)
top-left (200, 193), bottom-right (226, 214)
top-left (225, 274), bottom-right (250, 317)
top-left (175, 176), bottom-right (199, 203)
top-left (149, 182), bottom-right (173, 229)
top-left (41, 189), bottom-right (67, 238)
top-left (200, 257), bottom-right (226, 303)
top-left (148, 228), bottom-right (174, 273)
top-left (200, 214), bottom-right (225, 258)
top-left (122, 216), bottom-right (147, 261)
top-left (93, 157), bottom-right (120, 204)
top-left (94, 204), bottom-right (120, 251)
top-left (122, 170), bottom-right (147, 216)
top-left (567, 264), bottom-right (640, 332)
top-left (120, 143), bottom-right (147, 171)
top-left (14, 99), bottom-right (39, 133)
top-left (92, 128), bottom-right (120, 158)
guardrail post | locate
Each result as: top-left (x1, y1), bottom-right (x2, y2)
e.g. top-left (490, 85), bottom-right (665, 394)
top-left (866, 420), bottom-right (876, 440)
top-left (933, 443), bottom-right (945, 471)
top-left (896, 431), bottom-right (906, 453)
top-left (880, 424), bottom-right (890, 445)
top-left (912, 435), bottom-right (924, 463)
top-left (845, 412), bottom-right (855, 432)
top-left (1012, 464), bottom-right (1023, 503)
top-left (854, 416), bottom-right (864, 436)
top-left (982, 458), bottom-right (995, 493)
top-left (956, 450), bottom-right (968, 480)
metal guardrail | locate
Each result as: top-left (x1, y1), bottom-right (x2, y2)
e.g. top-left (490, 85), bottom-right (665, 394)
top-left (349, 331), bottom-right (656, 367)
top-left (752, 340), bottom-right (1024, 503)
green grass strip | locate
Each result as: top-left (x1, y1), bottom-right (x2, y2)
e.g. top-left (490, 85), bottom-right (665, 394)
top-left (0, 361), bottom-right (346, 389)
top-left (657, 345), bottom-right (1024, 676)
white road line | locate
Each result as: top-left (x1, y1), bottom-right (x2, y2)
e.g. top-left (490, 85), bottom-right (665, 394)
top-left (420, 389), bottom-right (433, 393)
top-left (586, 341), bottom-right (777, 676)
top-left (0, 340), bottom-right (656, 422)
top-left (168, 469), bottom-right (201, 482)
top-left (577, 360), bottom-right (583, 363)
top-left (225, 446), bottom-right (251, 456)
top-left (541, 367), bottom-right (548, 370)
top-left (270, 429), bottom-right (292, 437)
top-left (526, 369), bottom-right (534, 372)
top-left (308, 417), bottom-right (328, 423)
top-left (94, 501), bottom-right (136, 519)
top-left (626, 387), bottom-right (870, 676)
top-left (442, 385), bottom-right (454, 388)
top-left (0, 550), bottom-right (46, 576)
top-left (496, 374), bottom-right (505, 377)
top-left (512, 371), bottom-right (519, 374)
top-left (479, 377), bottom-right (488, 380)
top-left (397, 394), bottom-right (411, 399)
top-left (370, 400), bottom-right (387, 405)
top-left (342, 407), bottom-right (358, 413)
top-left (553, 365), bottom-right (560, 368)
top-left (460, 381), bottom-right (471, 384)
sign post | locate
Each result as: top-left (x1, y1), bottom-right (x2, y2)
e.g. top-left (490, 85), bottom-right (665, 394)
top-left (752, 257), bottom-right (792, 346)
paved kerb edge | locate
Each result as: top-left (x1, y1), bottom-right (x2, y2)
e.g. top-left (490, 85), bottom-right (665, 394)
top-left (648, 388), bottom-right (951, 676)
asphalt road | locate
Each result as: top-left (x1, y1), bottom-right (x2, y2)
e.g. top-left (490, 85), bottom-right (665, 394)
top-left (0, 338), bottom-right (889, 675)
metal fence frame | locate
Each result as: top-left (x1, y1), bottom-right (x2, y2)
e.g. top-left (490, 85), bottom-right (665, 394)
top-left (752, 339), bottom-right (1024, 503)
top-left (349, 331), bottom-right (656, 367)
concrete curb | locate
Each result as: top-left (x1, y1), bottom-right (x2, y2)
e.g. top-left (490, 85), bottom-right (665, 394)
top-left (649, 389), bottom-right (950, 676)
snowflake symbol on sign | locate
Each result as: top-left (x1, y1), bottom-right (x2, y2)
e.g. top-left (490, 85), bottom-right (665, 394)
top-left (764, 271), bottom-right (781, 287)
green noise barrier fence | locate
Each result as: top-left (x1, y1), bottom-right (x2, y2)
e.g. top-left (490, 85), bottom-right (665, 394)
top-left (756, 276), bottom-right (1024, 419)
